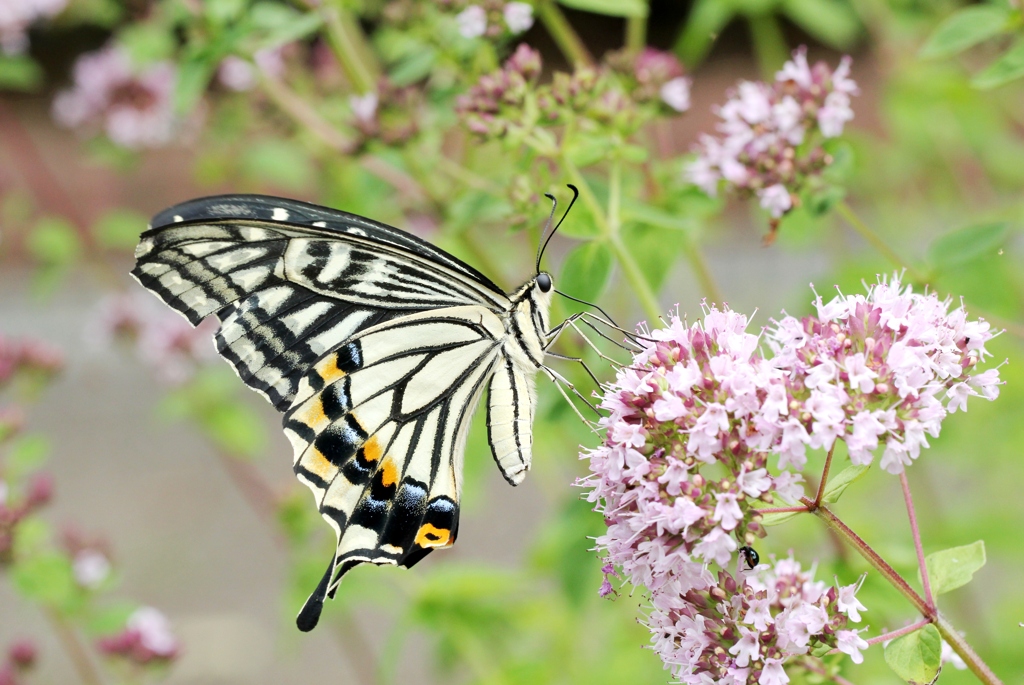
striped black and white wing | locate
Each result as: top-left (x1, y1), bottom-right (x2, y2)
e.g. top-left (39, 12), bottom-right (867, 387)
top-left (131, 194), bottom-right (511, 410)
top-left (284, 307), bottom-right (508, 630)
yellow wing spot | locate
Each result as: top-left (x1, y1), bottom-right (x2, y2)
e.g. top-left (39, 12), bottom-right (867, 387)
top-left (302, 447), bottom-right (338, 480)
top-left (415, 524), bottom-right (452, 548)
top-left (362, 435), bottom-right (382, 463)
top-left (380, 458), bottom-right (399, 488)
top-left (295, 396), bottom-right (326, 429)
top-left (317, 354), bottom-right (347, 384)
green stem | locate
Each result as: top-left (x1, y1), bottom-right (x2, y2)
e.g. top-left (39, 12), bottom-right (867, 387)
top-left (680, 235), bottom-right (723, 304)
top-left (45, 607), bottom-right (105, 685)
top-left (608, 234), bottom-right (662, 322)
top-left (561, 157), bottom-right (662, 321)
top-left (320, 4), bottom-right (379, 93)
top-left (805, 498), bottom-right (1003, 685)
top-left (625, 11), bottom-right (648, 53)
top-left (536, 0), bottom-right (594, 68)
top-left (834, 201), bottom-right (927, 282)
top-left (747, 13), bottom-right (789, 77)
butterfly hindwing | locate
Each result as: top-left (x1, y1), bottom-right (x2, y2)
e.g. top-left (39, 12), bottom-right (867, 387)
top-left (283, 310), bottom-right (506, 629)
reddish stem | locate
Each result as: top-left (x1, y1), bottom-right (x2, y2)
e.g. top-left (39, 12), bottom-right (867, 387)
top-left (813, 443), bottom-right (836, 507)
top-left (865, 618), bottom-right (932, 645)
top-left (900, 470), bottom-right (935, 610)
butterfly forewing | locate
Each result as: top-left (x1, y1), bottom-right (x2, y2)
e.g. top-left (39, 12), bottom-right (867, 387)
top-left (131, 194), bottom-right (552, 632)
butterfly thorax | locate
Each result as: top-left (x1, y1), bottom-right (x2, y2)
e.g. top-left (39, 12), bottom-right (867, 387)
top-left (504, 275), bottom-right (554, 371)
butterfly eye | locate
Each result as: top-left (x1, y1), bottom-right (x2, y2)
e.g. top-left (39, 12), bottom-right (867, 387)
top-left (536, 273), bottom-right (552, 293)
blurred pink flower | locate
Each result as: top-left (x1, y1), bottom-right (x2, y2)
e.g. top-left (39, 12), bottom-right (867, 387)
top-left (0, 0), bottom-right (65, 54)
top-left (98, 607), bottom-right (179, 665)
top-left (90, 291), bottom-right (217, 384)
top-left (503, 2), bottom-right (533, 34)
top-left (456, 5), bottom-right (487, 38)
top-left (217, 48), bottom-right (285, 92)
top-left (52, 45), bottom-right (178, 149)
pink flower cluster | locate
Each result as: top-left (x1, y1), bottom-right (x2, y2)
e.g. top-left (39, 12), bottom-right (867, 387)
top-left (52, 45), bottom-right (178, 149)
top-left (0, 334), bottom-right (62, 386)
top-left (98, 607), bottom-right (179, 665)
top-left (581, 275), bottom-right (1002, 679)
top-left (91, 291), bottom-right (217, 384)
top-left (767, 275), bottom-right (1001, 474)
top-left (686, 47), bottom-right (858, 219)
top-left (0, 0), bottom-right (65, 55)
top-left (645, 560), bottom-right (867, 683)
top-left (0, 639), bottom-right (37, 685)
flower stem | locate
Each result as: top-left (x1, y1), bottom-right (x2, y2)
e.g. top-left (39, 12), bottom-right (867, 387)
top-left (319, 4), bottom-right (379, 93)
top-left (748, 13), bottom-right (789, 77)
top-left (625, 11), bottom-right (648, 53)
top-left (44, 607), bottom-right (105, 685)
top-left (755, 504), bottom-right (809, 514)
top-left (813, 443), bottom-right (837, 507)
top-left (900, 470), bottom-right (935, 610)
top-left (834, 201), bottom-right (927, 283)
top-left (804, 499), bottom-right (1004, 684)
top-left (536, 0), bottom-right (594, 68)
top-left (865, 618), bottom-right (932, 645)
top-left (258, 71), bottom-right (353, 152)
top-left (680, 236), bottom-right (724, 304)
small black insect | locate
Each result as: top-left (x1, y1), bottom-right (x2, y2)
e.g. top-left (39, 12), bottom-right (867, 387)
top-left (739, 545), bottom-right (760, 570)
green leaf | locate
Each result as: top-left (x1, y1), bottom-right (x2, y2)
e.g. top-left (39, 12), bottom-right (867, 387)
top-left (921, 540), bottom-right (986, 595)
top-left (205, 0), bottom-right (248, 25)
top-left (119, 23), bottom-right (177, 64)
top-left (675, 0), bottom-right (736, 66)
top-left (388, 47), bottom-right (437, 87)
top-left (620, 222), bottom-right (686, 291)
top-left (10, 552), bottom-right (77, 606)
top-left (6, 434), bottom-right (50, 478)
top-left (26, 217), bottom-right (82, 266)
top-left (559, 241), bottom-right (613, 306)
top-left (927, 222), bottom-right (1011, 271)
top-left (565, 135), bottom-right (617, 169)
top-left (920, 6), bottom-right (1011, 59)
top-left (820, 463), bottom-right (869, 503)
top-left (557, 0), bottom-right (648, 18)
top-left (174, 57), bottom-right (216, 114)
top-left (754, 506), bottom-right (804, 526)
top-left (0, 55), bottom-right (43, 91)
top-left (241, 139), bottom-right (316, 192)
top-left (804, 185), bottom-right (847, 217)
top-left (622, 201), bottom-right (696, 233)
top-left (884, 624), bottom-right (942, 683)
top-left (972, 36), bottom-right (1024, 89)
top-left (86, 603), bottom-right (137, 636)
top-left (93, 209), bottom-right (148, 250)
top-left (781, 0), bottom-right (861, 49)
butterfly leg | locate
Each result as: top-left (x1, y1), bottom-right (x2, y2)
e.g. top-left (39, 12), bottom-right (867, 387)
top-left (541, 366), bottom-right (601, 423)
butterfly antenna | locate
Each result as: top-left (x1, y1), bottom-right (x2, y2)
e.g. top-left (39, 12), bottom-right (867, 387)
top-left (536, 184), bottom-right (579, 273)
top-left (536, 193), bottom-right (559, 273)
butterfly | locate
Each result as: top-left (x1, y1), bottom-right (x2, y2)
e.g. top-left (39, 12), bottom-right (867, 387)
top-left (131, 190), bottom-right (593, 631)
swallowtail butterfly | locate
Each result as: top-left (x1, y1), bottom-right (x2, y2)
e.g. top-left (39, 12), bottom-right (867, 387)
top-left (132, 192), bottom-right (579, 631)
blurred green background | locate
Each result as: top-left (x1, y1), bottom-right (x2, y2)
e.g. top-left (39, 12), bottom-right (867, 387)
top-left (1, 0), bottom-right (1022, 683)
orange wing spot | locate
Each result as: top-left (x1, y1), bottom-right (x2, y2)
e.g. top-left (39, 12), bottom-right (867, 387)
top-left (380, 458), bottom-right (399, 488)
top-left (303, 447), bottom-right (337, 480)
top-left (415, 523), bottom-right (452, 548)
top-left (296, 397), bottom-right (326, 428)
top-left (318, 354), bottom-right (347, 384)
top-left (362, 436), bottom-right (382, 463)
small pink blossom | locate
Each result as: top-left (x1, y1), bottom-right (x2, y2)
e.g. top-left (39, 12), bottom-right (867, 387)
top-left (455, 5), bottom-right (487, 38)
top-left (502, 2), bottom-right (533, 34)
top-left (836, 628), bottom-right (869, 664)
top-left (53, 45), bottom-right (178, 149)
top-left (659, 77), bottom-right (691, 112)
top-left (0, 0), bottom-right (65, 55)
